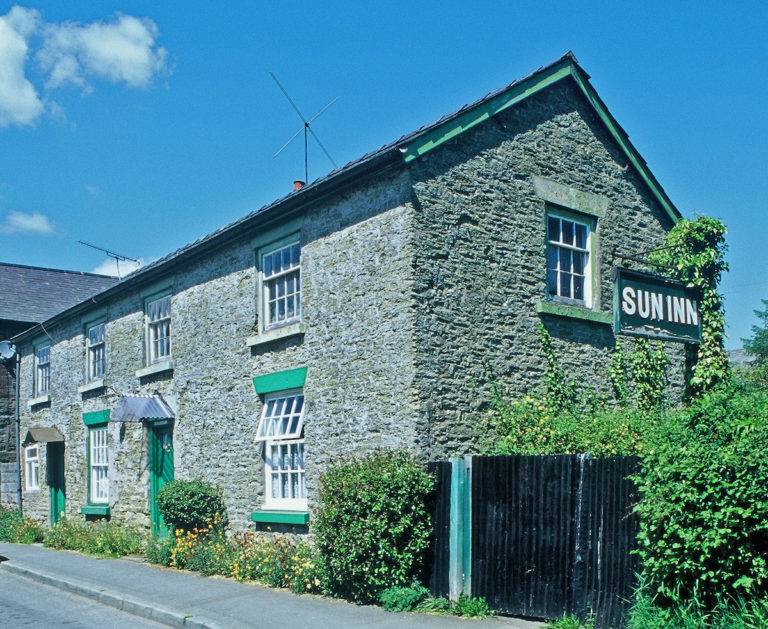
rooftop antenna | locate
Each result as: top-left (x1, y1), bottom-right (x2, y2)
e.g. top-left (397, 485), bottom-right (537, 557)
top-left (78, 240), bottom-right (140, 280)
top-left (270, 71), bottom-right (338, 184)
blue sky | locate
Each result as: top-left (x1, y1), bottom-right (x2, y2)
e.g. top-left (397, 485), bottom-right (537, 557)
top-left (0, 2), bottom-right (765, 348)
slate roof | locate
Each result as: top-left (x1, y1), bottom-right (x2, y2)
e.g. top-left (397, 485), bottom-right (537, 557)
top-left (0, 262), bottom-right (119, 324)
top-left (14, 52), bottom-right (683, 340)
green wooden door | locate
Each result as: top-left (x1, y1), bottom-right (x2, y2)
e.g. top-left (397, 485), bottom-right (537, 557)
top-left (149, 422), bottom-right (174, 536)
top-left (48, 442), bottom-right (66, 524)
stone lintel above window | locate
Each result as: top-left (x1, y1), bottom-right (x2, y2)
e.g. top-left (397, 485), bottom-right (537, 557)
top-left (533, 176), bottom-right (608, 218)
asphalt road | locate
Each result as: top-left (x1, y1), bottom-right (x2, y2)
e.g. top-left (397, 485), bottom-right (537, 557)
top-left (0, 569), bottom-right (166, 628)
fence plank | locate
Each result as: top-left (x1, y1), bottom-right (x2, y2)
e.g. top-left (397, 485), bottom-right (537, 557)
top-left (427, 460), bottom-right (452, 597)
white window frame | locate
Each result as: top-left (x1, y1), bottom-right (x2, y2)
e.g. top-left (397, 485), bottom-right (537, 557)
top-left (24, 444), bottom-right (39, 491)
top-left (88, 426), bottom-right (109, 504)
top-left (86, 322), bottom-right (106, 382)
top-left (260, 240), bottom-right (301, 331)
top-left (255, 390), bottom-right (306, 510)
top-left (546, 212), bottom-right (593, 307)
top-left (35, 345), bottom-right (50, 395)
top-left (145, 294), bottom-right (171, 365)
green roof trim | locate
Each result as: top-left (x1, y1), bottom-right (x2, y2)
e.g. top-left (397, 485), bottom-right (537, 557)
top-left (537, 300), bottom-right (612, 325)
top-left (253, 366), bottom-right (307, 395)
top-left (82, 409), bottom-right (110, 427)
top-left (402, 57), bottom-right (680, 226)
top-left (251, 510), bottom-right (310, 525)
top-left (403, 62), bottom-right (571, 163)
top-left (81, 505), bottom-right (110, 516)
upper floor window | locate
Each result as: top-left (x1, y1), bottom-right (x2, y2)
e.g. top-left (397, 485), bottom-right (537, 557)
top-left (86, 322), bottom-right (106, 381)
top-left (35, 345), bottom-right (50, 395)
top-left (146, 295), bottom-right (171, 364)
top-left (255, 391), bottom-right (306, 509)
top-left (262, 242), bottom-right (301, 330)
top-left (547, 215), bottom-right (592, 306)
top-left (24, 444), bottom-right (39, 491)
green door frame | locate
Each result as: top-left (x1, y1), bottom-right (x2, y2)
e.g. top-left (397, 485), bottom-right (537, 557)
top-left (149, 420), bottom-right (174, 536)
top-left (47, 442), bottom-right (66, 524)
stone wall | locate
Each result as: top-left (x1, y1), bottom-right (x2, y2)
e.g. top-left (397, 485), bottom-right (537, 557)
top-left (409, 80), bottom-right (685, 458)
top-left (16, 168), bottom-right (425, 529)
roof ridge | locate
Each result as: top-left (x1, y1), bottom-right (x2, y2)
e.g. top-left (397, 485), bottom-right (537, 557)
top-left (0, 261), bottom-right (118, 279)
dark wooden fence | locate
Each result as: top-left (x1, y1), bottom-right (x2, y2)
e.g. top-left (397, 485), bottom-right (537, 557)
top-left (428, 455), bottom-right (639, 629)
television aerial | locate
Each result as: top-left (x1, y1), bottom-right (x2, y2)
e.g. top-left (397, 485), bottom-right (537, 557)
top-left (78, 240), bottom-right (140, 280)
top-left (270, 72), bottom-right (338, 184)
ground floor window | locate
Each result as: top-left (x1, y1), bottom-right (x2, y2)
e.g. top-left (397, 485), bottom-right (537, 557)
top-left (255, 391), bottom-right (306, 509)
top-left (89, 426), bottom-right (109, 504)
top-left (24, 445), bottom-right (39, 490)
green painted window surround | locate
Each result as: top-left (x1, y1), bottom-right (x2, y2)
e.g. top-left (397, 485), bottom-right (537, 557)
top-left (80, 505), bottom-right (110, 516)
top-left (537, 300), bottom-right (612, 325)
top-left (251, 510), bottom-right (310, 525)
top-left (82, 409), bottom-right (110, 426)
top-left (253, 367), bottom-right (307, 395)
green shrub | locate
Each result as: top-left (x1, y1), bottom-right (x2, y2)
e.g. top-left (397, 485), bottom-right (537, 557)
top-left (414, 596), bottom-right (452, 613)
top-left (547, 615), bottom-right (593, 629)
top-left (486, 389), bottom-right (650, 456)
top-left (145, 534), bottom-right (174, 566)
top-left (0, 506), bottom-right (44, 543)
top-left (182, 529), bottom-right (236, 576)
top-left (314, 449), bottom-right (435, 603)
top-left (380, 584), bottom-right (430, 612)
top-left (453, 593), bottom-right (495, 618)
top-left (226, 532), bottom-right (321, 592)
top-left (628, 588), bottom-right (768, 629)
top-left (43, 519), bottom-right (144, 557)
top-left (635, 383), bottom-right (768, 607)
top-left (156, 479), bottom-right (228, 532)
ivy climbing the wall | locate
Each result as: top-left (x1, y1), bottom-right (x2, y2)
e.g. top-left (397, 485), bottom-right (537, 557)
top-left (650, 216), bottom-right (729, 395)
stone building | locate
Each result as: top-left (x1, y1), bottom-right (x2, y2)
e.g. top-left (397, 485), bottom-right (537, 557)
top-left (12, 53), bottom-right (685, 532)
top-left (0, 263), bottom-right (118, 506)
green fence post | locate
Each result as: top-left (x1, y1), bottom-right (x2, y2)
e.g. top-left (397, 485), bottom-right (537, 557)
top-left (449, 456), bottom-right (472, 599)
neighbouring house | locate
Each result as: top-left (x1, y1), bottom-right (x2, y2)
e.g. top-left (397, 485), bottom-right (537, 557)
top-left (0, 263), bottom-right (118, 506)
top-left (12, 53), bottom-right (687, 533)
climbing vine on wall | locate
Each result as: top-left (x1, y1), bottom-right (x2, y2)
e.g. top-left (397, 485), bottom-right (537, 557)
top-left (649, 216), bottom-right (729, 395)
top-left (609, 340), bottom-right (628, 407)
top-left (630, 339), bottom-right (667, 412)
top-left (539, 321), bottom-right (572, 413)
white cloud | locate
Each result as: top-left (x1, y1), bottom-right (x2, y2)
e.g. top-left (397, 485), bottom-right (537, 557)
top-left (0, 7), bottom-right (168, 128)
top-left (0, 6), bottom-right (44, 127)
top-left (0, 210), bottom-right (55, 234)
top-left (84, 184), bottom-right (100, 196)
top-left (91, 256), bottom-right (146, 277)
top-left (38, 13), bottom-right (168, 90)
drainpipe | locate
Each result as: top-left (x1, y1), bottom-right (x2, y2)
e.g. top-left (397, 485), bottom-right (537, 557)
top-left (14, 351), bottom-right (21, 516)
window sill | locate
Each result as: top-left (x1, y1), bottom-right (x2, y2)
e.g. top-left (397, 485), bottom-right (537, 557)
top-left (27, 394), bottom-right (50, 408)
top-left (536, 301), bottom-right (612, 325)
top-left (78, 379), bottom-right (105, 395)
top-left (136, 360), bottom-right (174, 379)
top-left (81, 505), bottom-right (110, 516)
top-left (246, 322), bottom-right (305, 348)
top-left (251, 509), bottom-right (310, 525)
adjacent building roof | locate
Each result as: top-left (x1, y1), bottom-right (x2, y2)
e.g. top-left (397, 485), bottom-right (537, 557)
top-left (13, 52), bottom-right (683, 342)
top-left (0, 262), bottom-right (119, 324)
